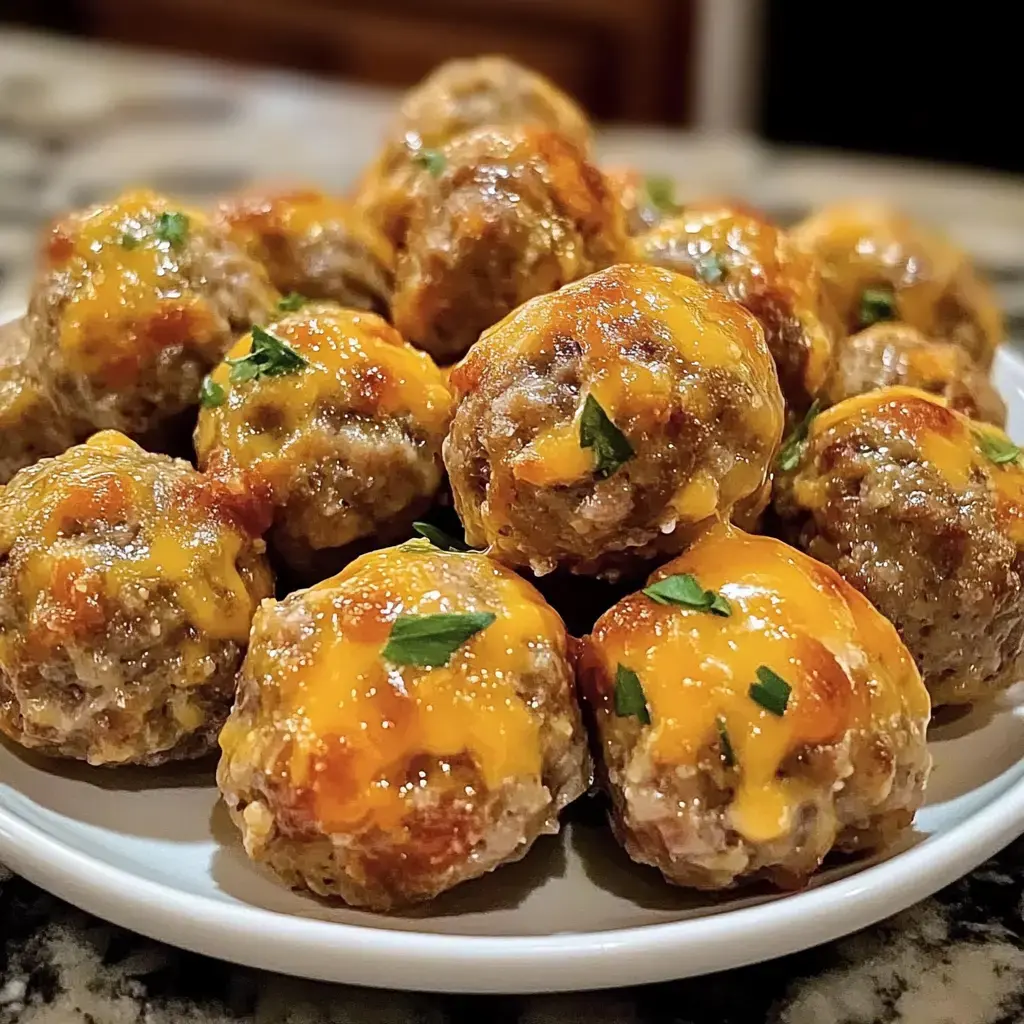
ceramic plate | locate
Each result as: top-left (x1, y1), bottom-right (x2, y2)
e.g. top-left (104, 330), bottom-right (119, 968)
top-left (2, 330), bottom-right (1024, 995)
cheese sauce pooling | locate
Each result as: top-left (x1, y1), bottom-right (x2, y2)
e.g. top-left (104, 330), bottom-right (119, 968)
top-left (586, 524), bottom-right (929, 843)
top-left (219, 543), bottom-right (567, 833)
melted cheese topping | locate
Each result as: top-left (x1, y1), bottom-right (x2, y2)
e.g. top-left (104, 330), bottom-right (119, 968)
top-left (220, 543), bottom-right (566, 834)
top-left (586, 524), bottom-right (929, 843)
top-left (43, 189), bottom-right (232, 385)
top-left (0, 431), bottom-right (269, 646)
top-left (195, 305), bottom-right (453, 495)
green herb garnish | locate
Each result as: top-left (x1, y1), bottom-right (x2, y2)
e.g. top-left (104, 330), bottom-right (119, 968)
top-left (749, 665), bottom-right (791, 717)
top-left (777, 398), bottom-right (821, 472)
top-left (155, 211), bottom-right (189, 248)
top-left (277, 292), bottom-right (307, 312)
top-left (613, 664), bottom-right (651, 725)
top-left (643, 573), bottom-right (731, 616)
top-left (858, 286), bottom-right (897, 328)
top-left (120, 232), bottom-right (141, 250)
top-left (579, 394), bottom-right (634, 479)
top-left (975, 430), bottom-right (1022, 467)
top-left (199, 376), bottom-right (226, 409)
top-left (643, 175), bottom-right (678, 214)
top-left (227, 325), bottom-right (308, 384)
top-left (695, 252), bottom-right (726, 284)
top-left (413, 149), bottom-right (446, 177)
top-left (382, 611), bottom-right (496, 667)
top-left (412, 522), bottom-right (470, 552)
top-left (716, 715), bottom-right (736, 768)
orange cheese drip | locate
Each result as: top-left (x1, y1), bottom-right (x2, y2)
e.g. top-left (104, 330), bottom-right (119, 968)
top-left (222, 544), bottom-right (561, 834)
top-left (588, 524), bottom-right (929, 843)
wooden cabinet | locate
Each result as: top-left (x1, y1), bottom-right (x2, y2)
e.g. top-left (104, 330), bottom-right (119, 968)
top-left (72, 0), bottom-right (697, 123)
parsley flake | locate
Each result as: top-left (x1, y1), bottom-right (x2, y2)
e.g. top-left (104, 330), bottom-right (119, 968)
top-left (382, 611), bottom-right (496, 667)
top-left (412, 521), bottom-right (471, 552)
top-left (643, 175), bottom-right (678, 214)
top-left (777, 398), bottom-right (822, 472)
top-left (749, 665), bottom-right (791, 717)
top-left (579, 394), bottom-right (634, 479)
top-left (155, 211), bottom-right (189, 248)
top-left (716, 715), bottom-right (737, 767)
top-left (613, 664), bottom-right (651, 725)
top-left (975, 429), bottom-right (1022, 467)
top-left (227, 325), bottom-right (308, 384)
top-left (277, 292), bottom-right (307, 312)
top-left (120, 232), bottom-right (141, 250)
top-left (643, 573), bottom-right (731, 616)
top-left (695, 252), bottom-right (726, 284)
top-left (199, 376), bottom-right (226, 409)
top-left (858, 286), bottom-right (897, 328)
top-left (413, 149), bottom-right (446, 177)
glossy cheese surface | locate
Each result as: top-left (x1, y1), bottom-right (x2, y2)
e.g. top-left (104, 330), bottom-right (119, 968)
top-left (585, 524), bottom-right (929, 843)
top-left (220, 542), bottom-right (568, 834)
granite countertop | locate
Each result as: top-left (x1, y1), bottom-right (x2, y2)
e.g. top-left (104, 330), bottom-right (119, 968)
top-left (3, 27), bottom-right (1024, 1024)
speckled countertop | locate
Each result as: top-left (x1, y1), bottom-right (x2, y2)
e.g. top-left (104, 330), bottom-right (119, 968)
top-left (3, 27), bottom-right (1024, 1024)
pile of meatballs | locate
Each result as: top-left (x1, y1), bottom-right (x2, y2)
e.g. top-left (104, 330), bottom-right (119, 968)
top-left (0, 56), bottom-right (1017, 912)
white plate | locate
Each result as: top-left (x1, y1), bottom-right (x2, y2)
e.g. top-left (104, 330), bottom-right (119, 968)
top-left (2, 344), bottom-right (1024, 996)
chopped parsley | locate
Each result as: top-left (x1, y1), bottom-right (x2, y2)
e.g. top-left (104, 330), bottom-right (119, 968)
top-left (579, 394), bottom-right (634, 479)
top-left (716, 715), bottom-right (736, 768)
top-left (413, 149), bottom-right (446, 177)
top-left (749, 665), bottom-right (791, 717)
top-left (227, 325), bottom-right (308, 384)
top-left (382, 611), bottom-right (496, 668)
top-left (199, 376), bottom-right (226, 409)
top-left (613, 664), bottom-right (651, 725)
top-left (777, 398), bottom-right (821, 472)
top-left (695, 252), bottom-right (726, 285)
top-left (643, 175), bottom-right (679, 214)
top-left (643, 573), bottom-right (731, 616)
top-left (120, 231), bottom-right (141, 250)
top-left (412, 521), bottom-right (471, 552)
top-left (277, 292), bottom-right (307, 313)
top-left (155, 211), bottom-right (189, 248)
top-left (975, 429), bottom-right (1022, 467)
top-left (858, 286), bottom-right (897, 328)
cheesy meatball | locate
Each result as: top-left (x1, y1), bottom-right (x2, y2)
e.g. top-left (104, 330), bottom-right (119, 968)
top-left (215, 187), bottom-right (394, 316)
top-left (355, 56), bottom-right (592, 247)
top-left (774, 387), bottom-right (1024, 707)
top-left (1, 317), bottom-right (75, 483)
top-left (0, 431), bottom-right (273, 765)
top-left (195, 303), bottom-right (454, 578)
top-left (634, 203), bottom-right (840, 417)
top-left (391, 125), bottom-right (627, 362)
top-left (793, 201), bottom-right (1002, 368)
top-left (825, 322), bottom-right (1006, 426)
top-left (217, 541), bottom-right (590, 910)
top-left (578, 523), bottom-right (931, 890)
top-left (24, 188), bottom-right (279, 448)
top-left (444, 264), bottom-right (784, 578)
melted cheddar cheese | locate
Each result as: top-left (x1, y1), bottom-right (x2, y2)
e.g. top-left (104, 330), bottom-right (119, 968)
top-left (584, 524), bottom-right (930, 844)
top-left (219, 543), bottom-right (568, 834)
top-left (0, 431), bottom-right (271, 649)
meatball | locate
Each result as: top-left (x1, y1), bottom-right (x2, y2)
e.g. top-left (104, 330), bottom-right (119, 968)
top-left (391, 125), bottom-right (627, 362)
top-left (355, 55), bottom-right (592, 247)
top-left (444, 264), bottom-right (784, 578)
top-left (194, 303), bottom-right (454, 579)
top-left (215, 186), bottom-right (395, 316)
top-left (217, 541), bottom-right (591, 910)
top-left (773, 386), bottom-right (1024, 707)
top-left (0, 431), bottom-right (273, 765)
top-left (792, 201), bottom-right (1002, 368)
top-left (825, 322), bottom-right (1006, 426)
top-left (24, 188), bottom-right (279, 449)
top-left (1, 317), bottom-right (75, 483)
top-left (634, 203), bottom-right (840, 417)
top-left (578, 522), bottom-right (931, 890)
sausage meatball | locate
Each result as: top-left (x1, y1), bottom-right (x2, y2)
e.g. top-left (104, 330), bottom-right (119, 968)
top-left (194, 303), bottom-right (454, 579)
top-left (773, 387), bottom-right (1024, 707)
top-left (355, 56), bottom-right (592, 247)
top-left (1, 318), bottom-right (75, 483)
top-left (792, 201), bottom-right (1002, 368)
top-left (0, 431), bottom-right (273, 765)
top-left (391, 125), bottom-right (627, 362)
top-left (825, 322), bottom-right (1006, 426)
top-left (217, 541), bottom-right (590, 909)
top-left (634, 203), bottom-right (840, 417)
top-left (24, 188), bottom-right (279, 448)
top-left (215, 187), bottom-right (395, 316)
top-left (578, 523), bottom-right (931, 890)
top-left (444, 264), bottom-right (784, 578)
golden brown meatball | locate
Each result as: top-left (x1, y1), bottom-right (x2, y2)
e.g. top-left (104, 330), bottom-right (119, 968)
top-left (390, 125), bottom-right (627, 363)
top-left (217, 541), bottom-right (591, 910)
top-left (825, 322), bottom-right (1006, 426)
top-left (24, 188), bottom-right (279, 450)
top-left (634, 203), bottom-right (840, 417)
top-left (0, 431), bottom-right (273, 765)
top-left (1, 317), bottom-right (75, 483)
top-left (578, 523), bottom-right (931, 890)
top-left (194, 303), bottom-right (454, 578)
top-left (774, 387), bottom-right (1024, 707)
top-left (444, 264), bottom-right (784, 578)
top-left (215, 186), bottom-right (395, 317)
top-left (793, 201), bottom-right (1002, 368)
top-left (355, 56), bottom-right (592, 247)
